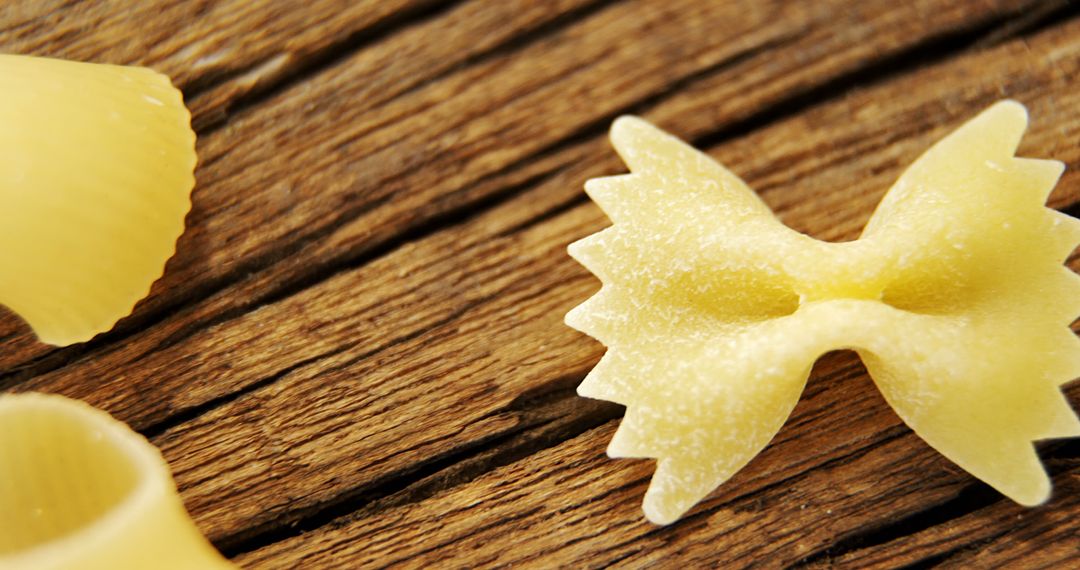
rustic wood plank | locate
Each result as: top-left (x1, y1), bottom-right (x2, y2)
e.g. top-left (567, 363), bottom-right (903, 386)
top-left (3, 1), bottom-right (1078, 565)
top-left (14, 8), bottom-right (1079, 556)
top-left (0, 0), bottom-right (603, 374)
top-left (233, 423), bottom-right (1080, 568)
top-left (0, 0), bottom-right (446, 124)
top-left (0, 0), bottom-right (1045, 389)
top-left (0, 0), bottom-right (448, 362)
top-left (934, 471), bottom-right (1079, 569)
top-left (805, 448), bottom-right (1079, 568)
top-left (155, 15), bottom-right (1080, 560)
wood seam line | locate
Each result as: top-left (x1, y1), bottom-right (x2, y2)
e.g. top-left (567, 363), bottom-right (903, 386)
top-left (217, 417), bottom-right (597, 557)
top-left (225, 388), bottom-right (1080, 560)
top-left (970, 0), bottom-right (1075, 50)
top-left (216, 378), bottom-right (618, 556)
top-left (791, 487), bottom-right (1007, 568)
top-left (216, 363), bottom-right (886, 556)
top-left (896, 533), bottom-right (1011, 570)
top-left (183, 0), bottom-right (462, 129)
top-left (862, 440), bottom-right (1079, 569)
top-left (691, 0), bottom-right (1080, 152)
top-left (190, 0), bottom-right (619, 133)
top-left (1, 3), bottom-right (1066, 394)
top-left (790, 440), bottom-right (1080, 568)
top-left (799, 491), bottom-right (1019, 569)
top-left (141, 279), bottom-right (528, 440)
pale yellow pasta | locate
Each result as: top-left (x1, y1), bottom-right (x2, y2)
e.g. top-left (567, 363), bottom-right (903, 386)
top-left (0, 55), bottom-right (196, 346)
top-left (0, 392), bottom-right (234, 569)
top-left (567, 101), bottom-right (1080, 524)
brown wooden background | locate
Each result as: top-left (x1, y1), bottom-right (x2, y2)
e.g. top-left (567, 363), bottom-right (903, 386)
top-left (3, 1), bottom-right (1079, 567)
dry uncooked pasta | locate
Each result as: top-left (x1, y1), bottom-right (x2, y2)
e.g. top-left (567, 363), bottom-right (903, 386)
top-left (0, 393), bottom-right (234, 569)
top-left (0, 55), bottom-right (196, 346)
top-left (567, 101), bottom-right (1080, 524)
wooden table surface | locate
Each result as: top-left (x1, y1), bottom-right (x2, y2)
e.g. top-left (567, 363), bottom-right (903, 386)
top-left (3, 1), bottom-right (1079, 567)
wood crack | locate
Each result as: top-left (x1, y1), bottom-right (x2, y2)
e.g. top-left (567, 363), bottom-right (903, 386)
top-left (139, 342), bottom-right (356, 440)
top-left (223, 351), bottom-right (901, 559)
top-left (217, 373), bottom-right (621, 557)
top-left (187, 0), bottom-right (462, 131)
top-left (351, 0), bottom-right (620, 124)
top-left (791, 440), bottom-right (1080, 569)
top-left (971, 0), bottom-right (1080, 49)
top-left (692, 2), bottom-right (1066, 153)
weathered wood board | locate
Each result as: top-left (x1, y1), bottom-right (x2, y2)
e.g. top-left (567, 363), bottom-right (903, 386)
top-left (2, 1), bottom-right (1078, 567)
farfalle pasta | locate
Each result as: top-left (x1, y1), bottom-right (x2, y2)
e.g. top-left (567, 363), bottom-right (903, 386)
top-left (0, 55), bottom-right (196, 346)
top-left (0, 393), bottom-right (234, 569)
top-left (567, 101), bottom-right (1080, 524)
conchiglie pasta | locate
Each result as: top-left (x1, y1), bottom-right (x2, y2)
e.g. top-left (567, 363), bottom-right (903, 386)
top-left (0, 55), bottom-right (196, 346)
top-left (0, 393), bottom-right (234, 569)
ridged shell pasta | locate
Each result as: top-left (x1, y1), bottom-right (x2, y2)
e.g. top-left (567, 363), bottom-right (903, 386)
top-left (567, 101), bottom-right (1080, 524)
top-left (0, 55), bottom-right (196, 346)
top-left (0, 393), bottom-right (234, 569)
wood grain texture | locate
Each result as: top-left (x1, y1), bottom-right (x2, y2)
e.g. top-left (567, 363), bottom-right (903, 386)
top-left (809, 449), bottom-right (1080, 568)
top-left (1, 0), bottom-right (1078, 567)
top-left (0, 0), bottom-right (445, 123)
top-left (233, 15), bottom-right (1080, 566)
top-left (0, 0), bottom-right (598, 375)
top-left (0, 0), bottom-right (1045, 380)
